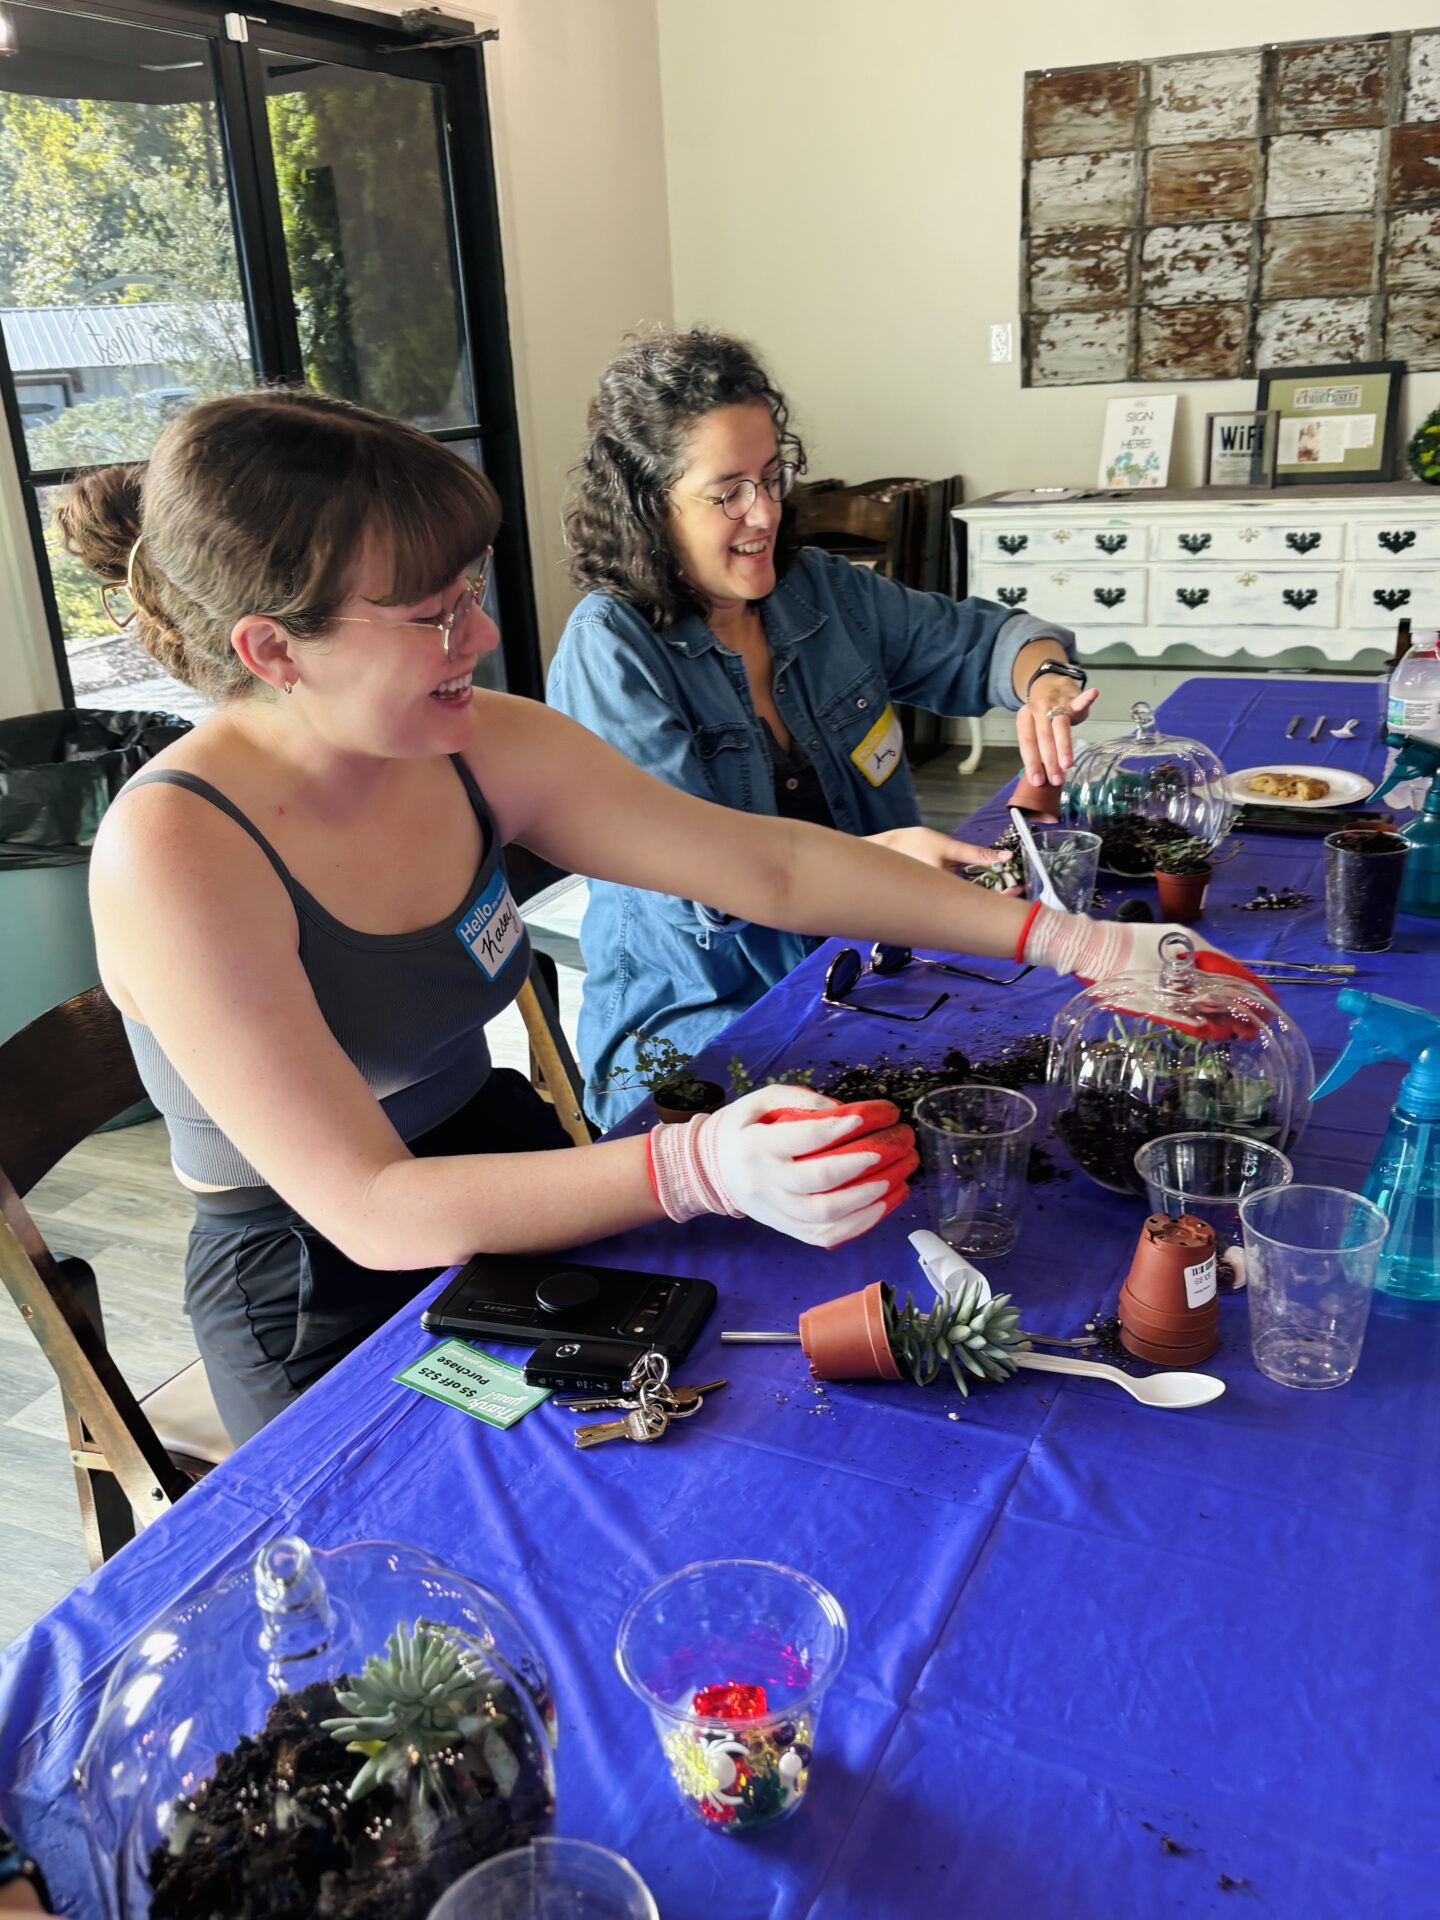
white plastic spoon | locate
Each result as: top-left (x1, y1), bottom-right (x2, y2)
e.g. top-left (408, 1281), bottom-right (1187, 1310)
top-left (1013, 1349), bottom-right (1225, 1409)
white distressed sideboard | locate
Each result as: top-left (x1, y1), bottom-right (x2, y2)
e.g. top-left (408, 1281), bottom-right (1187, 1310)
top-left (956, 486), bottom-right (1440, 735)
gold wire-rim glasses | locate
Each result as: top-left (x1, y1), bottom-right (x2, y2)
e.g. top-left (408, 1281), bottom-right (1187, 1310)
top-left (100, 549), bottom-right (495, 663)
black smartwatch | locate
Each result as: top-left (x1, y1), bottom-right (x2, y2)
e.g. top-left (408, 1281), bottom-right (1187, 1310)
top-left (1024, 659), bottom-right (1088, 700)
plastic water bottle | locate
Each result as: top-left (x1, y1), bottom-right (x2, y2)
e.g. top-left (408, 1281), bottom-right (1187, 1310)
top-left (1387, 631), bottom-right (1440, 744)
top-left (1363, 1044), bottom-right (1440, 1300)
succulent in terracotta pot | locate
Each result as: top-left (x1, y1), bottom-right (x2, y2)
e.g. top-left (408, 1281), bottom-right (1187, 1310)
top-left (800, 1274), bottom-right (1025, 1394)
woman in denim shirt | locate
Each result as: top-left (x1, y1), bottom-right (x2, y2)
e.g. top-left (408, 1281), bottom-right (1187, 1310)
top-left (549, 329), bottom-right (1096, 1129)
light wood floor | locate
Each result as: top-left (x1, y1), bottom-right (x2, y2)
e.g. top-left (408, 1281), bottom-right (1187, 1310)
top-left (0, 745), bottom-right (1020, 1647)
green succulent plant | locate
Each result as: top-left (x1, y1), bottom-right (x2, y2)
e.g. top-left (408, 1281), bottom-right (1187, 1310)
top-left (1150, 834), bottom-right (1215, 876)
top-left (320, 1619), bottom-right (518, 1803)
top-left (1407, 405), bottom-right (1440, 485)
top-left (881, 1276), bottom-right (1025, 1396)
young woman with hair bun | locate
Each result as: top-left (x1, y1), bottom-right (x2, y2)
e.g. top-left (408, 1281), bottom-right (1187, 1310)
top-left (60, 386), bottom-right (1223, 1441)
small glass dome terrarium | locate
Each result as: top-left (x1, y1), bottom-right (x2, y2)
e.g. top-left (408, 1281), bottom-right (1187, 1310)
top-left (1047, 934), bottom-right (1314, 1195)
top-left (76, 1536), bottom-right (557, 1920)
top-left (1061, 701), bottom-right (1235, 875)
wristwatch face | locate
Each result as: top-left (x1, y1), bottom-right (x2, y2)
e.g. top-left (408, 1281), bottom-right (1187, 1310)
top-left (1032, 661), bottom-right (1086, 692)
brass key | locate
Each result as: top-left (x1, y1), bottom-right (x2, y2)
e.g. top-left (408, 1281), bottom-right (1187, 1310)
top-left (666, 1376), bottom-right (728, 1407)
top-left (573, 1404), bottom-right (669, 1449)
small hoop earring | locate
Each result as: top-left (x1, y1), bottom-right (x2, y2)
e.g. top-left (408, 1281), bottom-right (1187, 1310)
top-left (283, 680), bottom-right (294, 697)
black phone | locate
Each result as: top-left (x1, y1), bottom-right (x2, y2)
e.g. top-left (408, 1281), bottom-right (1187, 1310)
top-left (421, 1253), bottom-right (716, 1364)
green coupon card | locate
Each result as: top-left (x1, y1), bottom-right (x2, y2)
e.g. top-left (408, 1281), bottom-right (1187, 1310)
top-left (395, 1339), bottom-right (551, 1429)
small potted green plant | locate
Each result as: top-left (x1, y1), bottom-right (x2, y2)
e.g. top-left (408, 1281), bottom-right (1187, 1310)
top-left (798, 1272), bottom-right (1025, 1391)
top-left (604, 1029), bottom-right (725, 1123)
top-left (1408, 404), bottom-right (1440, 484)
top-left (1151, 833), bottom-right (1219, 922)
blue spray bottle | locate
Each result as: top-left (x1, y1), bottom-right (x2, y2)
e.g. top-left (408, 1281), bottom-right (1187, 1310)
top-left (1371, 735), bottom-right (1440, 918)
top-left (1312, 989), bottom-right (1440, 1299)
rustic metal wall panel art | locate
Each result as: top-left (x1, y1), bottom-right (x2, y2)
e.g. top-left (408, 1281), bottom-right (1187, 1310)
top-left (1022, 29), bottom-right (1440, 384)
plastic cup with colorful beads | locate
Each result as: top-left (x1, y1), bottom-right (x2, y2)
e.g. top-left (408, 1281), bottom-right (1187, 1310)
top-left (615, 1560), bottom-right (848, 1835)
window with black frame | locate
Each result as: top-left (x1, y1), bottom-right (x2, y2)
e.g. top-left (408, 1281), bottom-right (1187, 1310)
top-left (0, 0), bottom-right (537, 711)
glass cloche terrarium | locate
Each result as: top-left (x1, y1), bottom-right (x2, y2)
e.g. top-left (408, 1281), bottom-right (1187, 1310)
top-left (1061, 701), bottom-right (1235, 875)
top-left (1047, 935), bottom-right (1314, 1195)
top-left (76, 1536), bottom-right (557, 1920)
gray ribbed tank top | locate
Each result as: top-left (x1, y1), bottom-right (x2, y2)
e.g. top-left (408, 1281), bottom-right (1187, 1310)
top-left (119, 757), bottom-right (531, 1190)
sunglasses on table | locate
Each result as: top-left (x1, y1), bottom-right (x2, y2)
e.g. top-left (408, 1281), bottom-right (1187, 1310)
top-left (821, 943), bottom-right (1034, 1021)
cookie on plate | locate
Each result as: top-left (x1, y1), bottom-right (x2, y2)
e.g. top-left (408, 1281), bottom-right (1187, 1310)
top-left (1247, 772), bottom-right (1330, 801)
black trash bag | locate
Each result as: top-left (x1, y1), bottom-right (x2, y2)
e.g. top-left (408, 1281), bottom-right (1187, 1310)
top-left (0, 708), bottom-right (192, 869)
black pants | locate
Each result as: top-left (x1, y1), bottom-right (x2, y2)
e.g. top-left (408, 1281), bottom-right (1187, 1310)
top-left (186, 1071), bottom-right (572, 1445)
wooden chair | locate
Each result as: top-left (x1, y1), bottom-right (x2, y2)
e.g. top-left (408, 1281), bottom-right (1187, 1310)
top-left (504, 843), bottom-right (596, 1146)
top-left (0, 987), bottom-right (230, 1568)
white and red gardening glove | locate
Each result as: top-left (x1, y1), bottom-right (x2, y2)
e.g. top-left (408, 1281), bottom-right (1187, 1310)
top-left (646, 1086), bottom-right (917, 1250)
top-left (1017, 905), bottom-right (1271, 1039)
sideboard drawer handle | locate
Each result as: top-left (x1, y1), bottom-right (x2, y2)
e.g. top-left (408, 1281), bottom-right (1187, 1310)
top-left (1379, 530), bottom-right (1416, 554)
top-left (997, 586), bottom-right (1027, 607)
top-left (998, 533), bottom-right (1028, 555)
top-left (1178, 533), bottom-right (1211, 554)
top-left (1286, 531), bottom-right (1321, 555)
top-left (1176, 588), bottom-right (1209, 609)
top-left (1095, 533), bottom-right (1127, 553)
top-left (1283, 588), bottom-right (1318, 611)
top-left (1094, 586), bottom-right (1126, 608)
top-left (1375, 587), bottom-right (1411, 611)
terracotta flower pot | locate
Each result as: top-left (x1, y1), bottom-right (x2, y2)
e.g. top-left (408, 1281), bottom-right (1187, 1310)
top-left (1009, 770), bottom-right (1065, 819)
top-left (1119, 1322), bottom-right (1220, 1366)
top-left (652, 1080), bottom-right (726, 1125)
top-left (1117, 1212), bottom-right (1221, 1367)
top-left (1155, 867), bottom-right (1211, 923)
top-left (1117, 1289), bottom-right (1220, 1341)
top-left (1122, 1214), bottom-right (1218, 1316)
top-left (798, 1281), bottom-right (902, 1382)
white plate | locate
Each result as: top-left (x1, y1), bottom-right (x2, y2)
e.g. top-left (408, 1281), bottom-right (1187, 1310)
top-left (1227, 764), bottom-right (1375, 809)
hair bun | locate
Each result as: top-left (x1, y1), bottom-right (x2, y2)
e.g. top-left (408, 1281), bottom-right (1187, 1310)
top-left (53, 464), bottom-right (144, 583)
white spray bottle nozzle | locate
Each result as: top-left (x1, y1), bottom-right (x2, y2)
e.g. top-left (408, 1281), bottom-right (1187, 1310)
top-left (908, 1229), bottom-right (992, 1306)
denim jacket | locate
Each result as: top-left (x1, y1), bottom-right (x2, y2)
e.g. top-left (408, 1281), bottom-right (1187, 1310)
top-left (546, 546), bottom-right (1073, 1128)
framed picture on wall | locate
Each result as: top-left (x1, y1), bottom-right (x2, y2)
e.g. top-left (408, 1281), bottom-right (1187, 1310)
top-left (1257, 363), bottom-right (1404, 486)
top-left (1202, 410), bottom-right (1279, 489)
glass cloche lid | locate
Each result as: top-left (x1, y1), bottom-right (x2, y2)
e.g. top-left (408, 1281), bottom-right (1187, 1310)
top-left (1047, 934), bottom-right (1314, 1194)
top-left (75, 1536), bottom-right (557, 1920)
top-left (1061, 701), bottom-right (1235, 875)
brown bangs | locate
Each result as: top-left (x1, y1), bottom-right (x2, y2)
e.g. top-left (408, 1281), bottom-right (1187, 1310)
top-left (164, 393), bottom-right (501, 633)
top-left (289, 426), bottom-right (501, 619)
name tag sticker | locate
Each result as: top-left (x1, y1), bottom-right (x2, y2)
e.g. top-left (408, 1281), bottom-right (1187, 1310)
top-left (456, 869), bottom-right (523, 979)
top-left (849, 703), bottom-right (905, 788)
top-left (395, 1338), bottom-right (550, 1428)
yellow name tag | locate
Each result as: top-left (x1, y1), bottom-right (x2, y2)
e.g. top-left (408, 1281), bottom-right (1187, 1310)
top-left (849, 703), bottom-right (905, 787)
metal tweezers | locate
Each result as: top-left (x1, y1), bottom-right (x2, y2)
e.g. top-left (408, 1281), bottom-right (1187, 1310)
top-left (1235, 957), bottom-right (1359, 985)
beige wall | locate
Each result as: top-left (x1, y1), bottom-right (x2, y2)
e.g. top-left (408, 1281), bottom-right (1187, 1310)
top-left (476, 0), bottom-right (672, 655)
top-left (0, 0), bottom-right (672, 714)
top-left (657, 0), bottom-right (1440, 500)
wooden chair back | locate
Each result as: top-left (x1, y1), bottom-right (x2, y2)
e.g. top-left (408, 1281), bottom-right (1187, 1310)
top-left (0, 986), bottom-right (214, 1566)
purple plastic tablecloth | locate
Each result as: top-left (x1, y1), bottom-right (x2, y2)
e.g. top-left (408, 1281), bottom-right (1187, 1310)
top-left (3, 677), bottom-right (1439, 1919)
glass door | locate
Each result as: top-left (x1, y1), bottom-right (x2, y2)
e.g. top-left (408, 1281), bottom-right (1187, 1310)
top-left (0, 0), bottom-right (536, 709)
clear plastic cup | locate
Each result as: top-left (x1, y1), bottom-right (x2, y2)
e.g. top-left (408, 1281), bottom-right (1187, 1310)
top-left (1024, 827), bottom-right (1101, 912)
top-left (1134, 1132), bottom-right (1294, 1288)
top-left (615, 1559), bottom-right (847, 1836)
top-left (1239, 1184), bottom-right (1390, 1390)
top-left (427, 1839), bottom-right (657, 1920)
top-left (913, 1084), bottom-right (1037, 1258)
